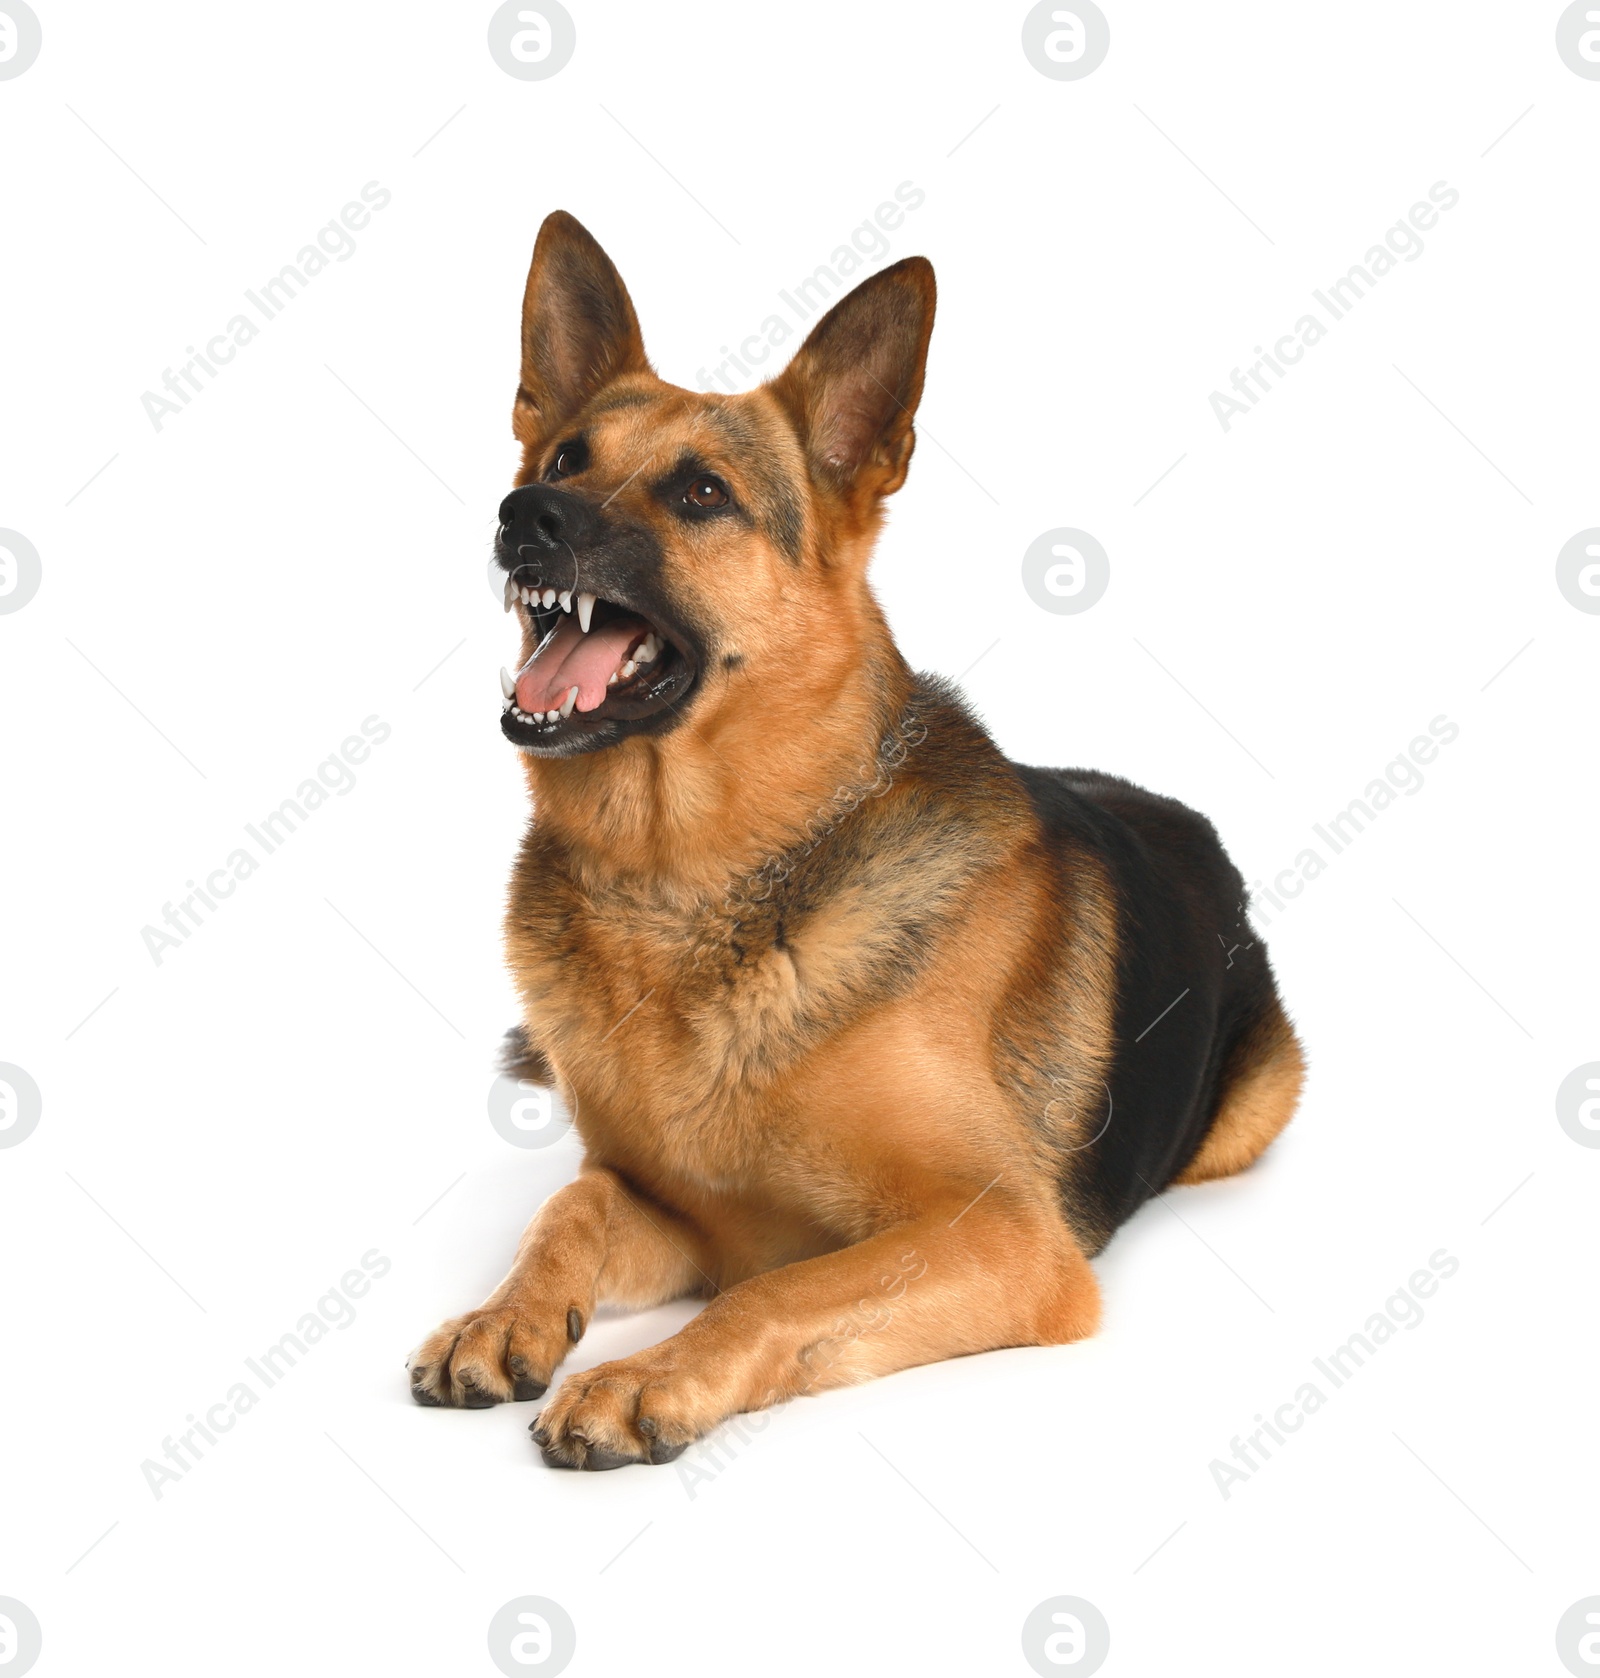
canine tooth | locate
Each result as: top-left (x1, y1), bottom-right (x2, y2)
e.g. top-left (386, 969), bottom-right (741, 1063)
top-left (503, 576), bottom-right (517, 613)
top-left (541, 588), bottom-right (557, 608)
top-left (638, 634), bottom-right (658, 664)
top-left (559, 685), bottom-right (579, 718)
top-left (577, 591), bottom-right (596, 633)
top-left (559, 591), bottom-right (572, 613)
top-left (607, 670), bottom-right (618, 685)
top-left (500, 667), bottom-right (516, 700)
top-left (620, 659), bottom-right (636, 681)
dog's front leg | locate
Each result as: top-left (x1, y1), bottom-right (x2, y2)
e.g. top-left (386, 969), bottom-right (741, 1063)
top-left (409, 1167), bottom-right (710, 1409)
top-left (533, 1193), bottom-right (1100, 1468)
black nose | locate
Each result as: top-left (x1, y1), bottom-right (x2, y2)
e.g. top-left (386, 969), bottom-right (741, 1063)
top-left (498, 484), bottom-right (600, 555)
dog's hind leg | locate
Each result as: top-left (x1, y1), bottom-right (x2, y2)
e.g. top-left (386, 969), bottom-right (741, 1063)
top-left (408, 1168), bottom-right (711, 1409)
top-left (1175, 1000), bottom-right (1304, 1185)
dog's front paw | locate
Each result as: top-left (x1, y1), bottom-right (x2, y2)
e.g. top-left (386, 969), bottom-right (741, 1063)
top-left (408, 1301), bottom-right (587, 1408)
top-left (530, 1356), bottom-right (700, 1469)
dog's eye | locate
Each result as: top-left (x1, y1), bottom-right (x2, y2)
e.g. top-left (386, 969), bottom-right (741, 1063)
top-left (684, 475), bottom-right (729, 509)
top-left (548, 440), bottom-right (588, 479)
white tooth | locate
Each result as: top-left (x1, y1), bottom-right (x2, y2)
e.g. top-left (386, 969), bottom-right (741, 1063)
top-left (559, 591), bottom-right (572, 613)
top-left (546, 708), bottom-right (560, 722)
top-left (542, 588), bottom-right (557, 608)
top-left (559, 685), bottom-right (579, 718)
top-left (577, 591), bottom-right (596, 633)
top-left (620, 659), bottom-right (636, 681)
top-left (500, 667), bottom-right (515, 700)
top-left (607, 671), bottom-right (619, 685)
top-left (640, 634), bottom-right (659, 664)
top-left (503, 576), bottom-right (517, 613)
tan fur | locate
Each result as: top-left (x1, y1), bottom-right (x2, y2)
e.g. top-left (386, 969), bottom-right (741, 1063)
top-left (1175, 1004), bottom-right (1305, 1184)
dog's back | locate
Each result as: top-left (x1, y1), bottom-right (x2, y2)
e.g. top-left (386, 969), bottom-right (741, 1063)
top-left (1012, 760), bottom-right (1302, 1251)
top-left (866, 678), bottom-right (1301, 1258)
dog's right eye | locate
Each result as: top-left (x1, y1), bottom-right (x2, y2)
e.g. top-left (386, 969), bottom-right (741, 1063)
top-left (684, 475), bottom-right (730, 509)
top-left (548, 440), bottom-right (588, 479)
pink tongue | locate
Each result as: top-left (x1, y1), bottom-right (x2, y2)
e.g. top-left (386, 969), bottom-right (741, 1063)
top-left (514, 613), bottom-right (648, 714)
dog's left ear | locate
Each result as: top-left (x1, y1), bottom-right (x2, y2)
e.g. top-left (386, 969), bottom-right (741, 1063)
top-left (769, 257), bottom-right (936, 502)
top-left (515, 211), bottom-right (650, 450)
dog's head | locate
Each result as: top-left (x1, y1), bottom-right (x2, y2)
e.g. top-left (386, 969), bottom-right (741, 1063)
top-left (494, 211), bottom-right (935, 759)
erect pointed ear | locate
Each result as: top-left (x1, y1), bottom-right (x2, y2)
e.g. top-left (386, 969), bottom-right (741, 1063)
top-left (514, 211), bottom-right (650, 448)
top-left (768, 256), bottom-right (936, 501)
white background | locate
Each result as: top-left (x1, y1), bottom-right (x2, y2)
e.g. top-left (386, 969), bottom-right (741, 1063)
top-left (2, 3), bottom-right (1597, 1675)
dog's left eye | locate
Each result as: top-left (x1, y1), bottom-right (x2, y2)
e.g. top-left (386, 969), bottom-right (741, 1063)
top-left (548, 440), bottom-right (588, 479)
top-left (684, 475), bottom-right (729, 509)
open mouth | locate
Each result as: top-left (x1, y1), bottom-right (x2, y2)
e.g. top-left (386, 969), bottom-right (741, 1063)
top-left (497, 570), bottom-right (697, 751)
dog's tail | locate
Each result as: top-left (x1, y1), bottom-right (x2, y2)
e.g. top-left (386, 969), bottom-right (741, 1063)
top-left (499, 1023), bottom-right (556, 1085)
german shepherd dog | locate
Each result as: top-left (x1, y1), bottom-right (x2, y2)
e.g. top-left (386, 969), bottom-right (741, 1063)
top-left (407, 212), bottom-right (1304, 1468)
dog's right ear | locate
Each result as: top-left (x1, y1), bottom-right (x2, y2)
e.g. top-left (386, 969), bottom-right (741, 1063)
top-left (514, 212), bottom-right (650, 451)
top-left (767, 256), bottom-right (936, 508)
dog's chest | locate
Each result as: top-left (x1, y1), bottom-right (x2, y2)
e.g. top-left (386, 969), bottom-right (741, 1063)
top-left (524, 884), bottom-right (820, 1090)
top-left (510, 816), bottom-right (986, 1191)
